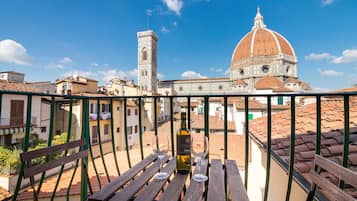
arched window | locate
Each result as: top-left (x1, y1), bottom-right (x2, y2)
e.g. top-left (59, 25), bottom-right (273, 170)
top-left (142, 70), bottom-right (145, 76)
top-left (145, 70), bottom-right (148, 76)
top-left (240, 69), bottom-right (244, 76)
top-left (142, 48), bottom-right (147, 61)
top-left (286, 66), bottom-right (290, 73)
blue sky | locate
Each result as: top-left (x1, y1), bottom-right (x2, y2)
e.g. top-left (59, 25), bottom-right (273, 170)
top-left (0, 0), bottom-right (356, 90)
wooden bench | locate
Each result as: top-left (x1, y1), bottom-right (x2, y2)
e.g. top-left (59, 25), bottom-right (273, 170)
top-left (20, 139), bottom-right (87, 201)
top-left (306, 154), bottom-right (357, 201)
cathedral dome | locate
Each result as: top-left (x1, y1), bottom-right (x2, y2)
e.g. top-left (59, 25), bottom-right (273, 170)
top-left (231, 8), bottom-right (296, 70)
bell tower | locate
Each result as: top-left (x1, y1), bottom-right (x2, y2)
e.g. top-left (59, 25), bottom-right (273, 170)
top-left (137, 30), bottom-right (158, 94)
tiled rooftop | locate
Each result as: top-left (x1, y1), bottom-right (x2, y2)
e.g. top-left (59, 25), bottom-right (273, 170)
top-left (250, 98), bottom-right (357, 198)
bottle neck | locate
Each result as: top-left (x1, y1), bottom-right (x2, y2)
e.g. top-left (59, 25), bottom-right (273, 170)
top-left (181, 118), bottom-right (186, 128)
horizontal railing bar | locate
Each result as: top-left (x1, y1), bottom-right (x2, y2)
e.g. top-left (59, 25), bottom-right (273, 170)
top-left (0, 90), bottom-right (356, 99)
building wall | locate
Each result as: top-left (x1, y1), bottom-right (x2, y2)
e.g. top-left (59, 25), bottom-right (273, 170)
top-left (0, 94), bottom-right (43, 144)
top-left (0, 72), bottom-right (24, 82)
top-left (247, 139), bottom-right (308, 201)
top-left (163, 80), bottom-right (232, 95)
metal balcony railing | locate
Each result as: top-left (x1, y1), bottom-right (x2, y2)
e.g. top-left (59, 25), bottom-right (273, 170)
top-left (0, 90), bottom-right (356, 201)
top-left (0, 116), bottom-right (36, 127)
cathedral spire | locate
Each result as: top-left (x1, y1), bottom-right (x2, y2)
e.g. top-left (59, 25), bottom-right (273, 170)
top-left (252, 6), bottom-right (266, 30)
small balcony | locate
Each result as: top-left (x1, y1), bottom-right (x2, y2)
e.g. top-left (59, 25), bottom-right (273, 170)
top-left (0, 117), bottom-right (36, 129)
top-left (0, 90), bottom-right (356, 201)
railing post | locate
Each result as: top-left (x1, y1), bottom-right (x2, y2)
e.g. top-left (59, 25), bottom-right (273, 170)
top-left (263, 96), bottom-right (272, 201)
top-left (224, 96), bottom-right (228, 160)
top-left (170, 97), bottom-right (175, 156)
top-left (244, 96), bottom-right (249, 190)
top-left (340, 95), bottom-right (350, 188)
top-left (12, 95), bottom-right (32, 201)
top-left (187, 97), bottom-right (191, 129)
top-left (285, 96), bottom-right (295, 201)
top-left (123, 98), bottom-right (132, 168)
top-left (138, 97), bottom-right (144, 160)
top-left (81, 98), bottom-right (89, 201)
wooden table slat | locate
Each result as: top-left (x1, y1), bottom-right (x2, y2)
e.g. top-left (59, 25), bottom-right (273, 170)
top-left (184, 159), bottom-right (208, 201)
top-left (159, 173), bottom-right (189, 201)
top-left (134, 159), bottom-right (176, 201)
top-left (89, 154), bottom-right (158, 201)
top-left (207, 159), bottom-right (225, 201)
top-left (225, 160), bottom-right (249, 201)
top-left (110, 156), bottom-right (170, 201)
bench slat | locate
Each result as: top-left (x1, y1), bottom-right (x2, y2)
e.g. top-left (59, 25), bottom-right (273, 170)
top-left (134, 159), bottom-right (176, 201)
top-left (110, 156), bottom-right (170, 201)
top-left (315, 155), bottom-right (357, 188)
top-left (184, 159), bottom-right (208, 201)
top-left (21, 139), bottom-right (85, 161)
top-left (89, 154), bottom-right (158, 201)
top-left (310, 171), bottom-right (355, 201)
top-left (159, 173), bottom-right (188, 201)
top-left (225, 160), bottom-right (249, 201)
top-left (207, 159), bottom-right (225, 201)
top-left (23, 150), bottom-right (87, 178)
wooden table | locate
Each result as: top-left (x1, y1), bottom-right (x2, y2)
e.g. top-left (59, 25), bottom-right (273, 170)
top-left (88, 154), bottom-right (249, 201)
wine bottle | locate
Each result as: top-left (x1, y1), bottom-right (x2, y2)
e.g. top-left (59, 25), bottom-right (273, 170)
top-left (176, 112), bottom-right (191, 174)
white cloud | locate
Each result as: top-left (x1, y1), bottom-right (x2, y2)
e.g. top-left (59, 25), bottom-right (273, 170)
top-left (0, 39), bottom-right (31, 65)
top-left (162, 0), bottom-right (184, 15)
top-left (317, 68), bottom-right (343, 77)
top-left (332, 49), bottom-right (357, 64)
top-left (181, 70), bottom-right (207, 79)
top-left (56, 57), bottom-right (73, 68)
top-left (62, 70), bottom-right (96, 79)
top-left (322, 0), bottom-right (335, 6)
top-left (312, 87), bottom-right (332, 92)
top-left (146, 9), bottom-right (153, 16)
top-left (161, 26), bottom-right (170, 33)
top-left (158, 73), bottom-right (164, 80)
top-left (209, 67), bottom-right (224, 73)
top-left (224, 68), bottom-right (230, 75)
top-left (98, 68), bottom-right (138, 83)
top-left (91, 63), bottom-right (99, 67)
top-left (173, 21), bottom-right (178, 27)
top-left (305, 53), bottom-right (333, 61)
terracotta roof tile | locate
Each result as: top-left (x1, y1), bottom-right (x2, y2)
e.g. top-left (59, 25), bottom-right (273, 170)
top-left (0, 80), bottom-right (41, 93)
top-left (255, 76), bottom-right (283, 89)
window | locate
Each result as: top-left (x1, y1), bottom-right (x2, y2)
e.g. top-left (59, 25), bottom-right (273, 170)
top-left (117, 106), bottom-right (120, 111)
top-left (40, 127), bottom-right (46, 133)
top-left (127, 109), bottom-right (131, 116)
top-left (128, 126), bottom-right (132, 134)
top-left (286, 66), bottom-right (290, 73)
top-left (142, 48), bottom-right (147, 60)
top-left (92, 126), bottom-right (98, 144)
top-left (104, 124), bottom-right (109, 135)
top-left (179, 86), bottom-right (183, 91)
top-left (218, 85), bottom-right (223, 90)
top-left (145, 70), bottom-right (148, 76)
top-left (240, 69), bottom-right (244, 76)
top-left (198, 86), bottom-right (202, 90)
top-left (142, 70), bottom-right (145, 76)
top-left (102, 104), bottom-right (109, 112)
top-left (143, 126), bottom-right (146, 132)
top-left (135, 125), bottom-right (138, 133)
top-left (90, 103), bottom-right (96, 113)
top-left (278, 96), bottom-right (284, 105)
top-left (117, 127), bottom-right (120, 133)
top-left (262, 65), bottom-right (269, 73)
top-left (135, 109), bottom-right (138, 115)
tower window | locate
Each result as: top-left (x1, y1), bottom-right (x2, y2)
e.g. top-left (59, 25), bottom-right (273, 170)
top-left (145, 70), bottom-right (148, 76)
top-left (286, 66), bottom-right (290, 73)
top-left (240, 69), bottom-right (244, 76)
top-left (262, 65), bottom-right (269, 73)
top-left (142, 70), bottom-right (144, 76)
top-left (142, 48), bottom-right (147, 61)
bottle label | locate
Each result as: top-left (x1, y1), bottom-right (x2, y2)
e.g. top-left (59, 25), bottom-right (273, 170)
top-left (177, 135), bottom-right (191, 155)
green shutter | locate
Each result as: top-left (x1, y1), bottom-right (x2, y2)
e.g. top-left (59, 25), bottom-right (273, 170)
top-left (278, 96), bottom-right (283, 105)
top-left (248, 113), bottom-right (253, 120)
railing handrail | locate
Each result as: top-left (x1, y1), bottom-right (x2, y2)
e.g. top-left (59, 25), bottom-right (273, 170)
top-left (1, 89), bottom-right (357, 99)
